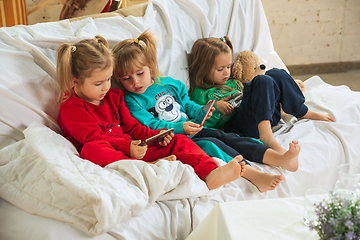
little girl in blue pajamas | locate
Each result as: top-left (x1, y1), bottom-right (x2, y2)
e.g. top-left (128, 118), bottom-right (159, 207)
top-left (111, 30), bottom-right (305, 192)
top-left (123, 75), bottom-right (270, 164)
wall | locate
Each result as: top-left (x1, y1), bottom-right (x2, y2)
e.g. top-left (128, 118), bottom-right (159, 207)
top-left (261, 0), bottom-right (360, 66)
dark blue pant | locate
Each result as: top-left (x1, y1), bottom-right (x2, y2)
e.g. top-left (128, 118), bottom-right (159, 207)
top-left (192, 128), bottom-right (269, 164)
top-left (222, 68), bottom-right (308, 139)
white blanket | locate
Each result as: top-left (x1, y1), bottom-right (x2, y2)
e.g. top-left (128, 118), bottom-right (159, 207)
top-left (0, 122), bottom-right (210, 235)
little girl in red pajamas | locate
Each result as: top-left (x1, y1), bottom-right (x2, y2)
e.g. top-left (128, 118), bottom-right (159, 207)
top-left (56, 35), bottom-right (244, 190)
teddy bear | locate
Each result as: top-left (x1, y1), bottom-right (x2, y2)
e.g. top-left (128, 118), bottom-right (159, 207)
top-left (231, 50), bottom-right (305, 124)
top-left (231, 50), bottom-right (305, 92)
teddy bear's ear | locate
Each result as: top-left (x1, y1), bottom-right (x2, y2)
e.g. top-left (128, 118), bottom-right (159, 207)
top-left (231, 58), bottom-right (243, 82)
top-left (242, 60), bottom-right (255, 82)
top-left (239, 51), bottom-right (261, 82)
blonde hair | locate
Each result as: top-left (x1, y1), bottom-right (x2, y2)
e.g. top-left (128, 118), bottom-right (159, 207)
top-left (188, 36), bottom-right (234, 96)
top-left (56, 35), bottom-right (113, 102)
top-left (112, 30), bottom-right (162, 89)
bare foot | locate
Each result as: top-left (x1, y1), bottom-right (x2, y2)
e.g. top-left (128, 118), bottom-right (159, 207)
top-left (148, 155), bottom-right (176, 164)
top-left (243, 166), bottom-right (284, 192)
top-left (281, 140), bottom-right (300, 172)
top-left (257, 174), bottom-right (284, 192)
top-left (301, 111), bottom-right (335, 122)
top-left (204, 155), bottom-right (245, 190)
top-left (163, 155), bottom-right (177, 161)
top-left (263, 140), bottom-right (301, 172)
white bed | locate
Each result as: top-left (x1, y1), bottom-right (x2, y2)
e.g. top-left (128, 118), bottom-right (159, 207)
top-left (1, 0), bottom-right (360, 239)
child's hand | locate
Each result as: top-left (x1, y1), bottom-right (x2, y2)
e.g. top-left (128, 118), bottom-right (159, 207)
top-left (322, 114), bottom-right (336, 122)
top-left (216, 96), bottom-right (234, 116)
top-left (130, 140), bottom-right (147, 159)
top-left (158, 130), bottom-right (174, 146)
top-left (183, 121), bottom-right (202, 135)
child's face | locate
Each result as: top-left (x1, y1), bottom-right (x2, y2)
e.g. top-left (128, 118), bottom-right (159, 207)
top-left (73, 66), bottom-right (113, 106)
top-left (207, 52), bottom-right (232, 86)
top-left (118, 64), bottom-right (153, 94)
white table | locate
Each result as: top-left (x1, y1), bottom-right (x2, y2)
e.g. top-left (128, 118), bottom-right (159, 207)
top-left (186, 197), bottom-right (319, 240)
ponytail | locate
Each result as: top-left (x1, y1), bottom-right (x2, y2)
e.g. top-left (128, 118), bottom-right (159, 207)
top-left (94, 35), bottom-right (109, 49)
top-left (136, 30), bottom-right (160, 79)
top-left (223, 36), bottom-right (233, 52)
top-left (56, 44), bottom-right (73, 103)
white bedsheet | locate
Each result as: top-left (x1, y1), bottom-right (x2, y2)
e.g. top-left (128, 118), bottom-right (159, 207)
top-left (1, 0), bottom-right (360, 239)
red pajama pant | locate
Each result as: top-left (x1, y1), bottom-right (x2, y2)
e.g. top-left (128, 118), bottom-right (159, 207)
top-left (80, 134), bottom-right (218, 180)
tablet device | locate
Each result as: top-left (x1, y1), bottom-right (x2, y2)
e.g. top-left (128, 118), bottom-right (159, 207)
top-left (139, 128), bottom-right (175, 146)
top-left (193, 100), bottom-right (216, 127)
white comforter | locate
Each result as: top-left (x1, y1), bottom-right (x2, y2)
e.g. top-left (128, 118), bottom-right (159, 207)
top-left (0, 121), bottom-right (210, 235)
top-left (1, 0), bottom-right (360, 239)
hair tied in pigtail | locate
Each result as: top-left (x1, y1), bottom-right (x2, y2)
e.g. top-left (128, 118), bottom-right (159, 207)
top-left (71, 46), bottom-right (76, 52)
top-left (220, 37), bottom-right (225, 42)
top-left (134, 38), bottom-right (139, 44)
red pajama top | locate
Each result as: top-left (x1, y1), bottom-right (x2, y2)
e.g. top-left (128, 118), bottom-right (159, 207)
top-left (58, 88), bottom-right (161, 158)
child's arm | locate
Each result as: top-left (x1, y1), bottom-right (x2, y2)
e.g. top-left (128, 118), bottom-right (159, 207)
top-left (176, 80), bottom-right (205, 120)
top-left (59, 104), bottom-right (135, 156)
top-left (59, 90), bottom-right (162, 158)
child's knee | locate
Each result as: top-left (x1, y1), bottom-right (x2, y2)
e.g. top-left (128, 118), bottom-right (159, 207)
top-left (266, 67), bottom-right (287, 76)
top-left (266, 68), bottom-right (292, 82)
top-left (252, 74), bottom-right (276, 88)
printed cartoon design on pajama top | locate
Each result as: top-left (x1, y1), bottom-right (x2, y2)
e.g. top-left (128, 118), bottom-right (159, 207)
top-left (154, 95), bottom-right (188, 122)
top-left (124, 76), bottom-right (201, 135)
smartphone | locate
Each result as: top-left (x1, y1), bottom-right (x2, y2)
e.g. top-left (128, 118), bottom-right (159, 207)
top-left (227, 92), bottom-right (243, 108)
top-left (139, 128), bottom-right (175, 146)
top-left (193, 100), bottom-right (216, 127)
